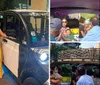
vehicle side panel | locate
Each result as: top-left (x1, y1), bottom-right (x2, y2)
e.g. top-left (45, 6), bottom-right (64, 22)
top-left (2, 39), bottom-right (19, 77)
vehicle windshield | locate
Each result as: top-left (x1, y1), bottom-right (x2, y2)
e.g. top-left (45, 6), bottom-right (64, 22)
top-left (21, 12), bottom-right (49, 47)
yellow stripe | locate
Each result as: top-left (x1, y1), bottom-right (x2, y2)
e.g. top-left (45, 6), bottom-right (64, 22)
top-left (0, 37), bottom-right (3, 78)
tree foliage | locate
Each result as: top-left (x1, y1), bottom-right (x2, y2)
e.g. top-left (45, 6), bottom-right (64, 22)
top-left (80, 13), bottom-right (96, 20)
top-left (51, 43), bottom-right (80, 63)
top-left (0, 0), bottom-right (5, 10)
top-left (0, 0), bottom-right (14, 11)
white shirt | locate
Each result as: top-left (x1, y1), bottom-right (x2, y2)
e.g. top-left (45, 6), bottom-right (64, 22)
top-left (76, 74), bottom-right (94, 85)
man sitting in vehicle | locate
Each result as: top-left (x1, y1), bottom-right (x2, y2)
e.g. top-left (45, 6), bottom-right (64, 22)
top-left (81, 16), bottom-right (100, 41)
top-left (79, 17), bottom-right (86, 40)
top-left (50, 18), bottom-right (62, 41)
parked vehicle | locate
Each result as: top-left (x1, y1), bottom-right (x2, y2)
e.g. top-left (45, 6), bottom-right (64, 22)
top-left (0, 10), bottom-right (49, 85)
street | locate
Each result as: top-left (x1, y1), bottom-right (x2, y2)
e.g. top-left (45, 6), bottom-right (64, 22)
top-left (0, 74), bottom-right (18, 85)
top-left (0, 65), bottom-right (18, 85)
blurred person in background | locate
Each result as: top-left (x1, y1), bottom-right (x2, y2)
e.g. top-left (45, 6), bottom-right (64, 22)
top-left (50, 66), bottom-right (62, 85)
top-left (70, 66), bottom-right (78, 85)
top-left (81, 16), bottom-right (100, 41)
top-left (57, 18), bottom-right (74, 41)
top-left (61, 29), bottom-right (75, 41)
top-left (79, 17), bottom-right (86, 40)
top-left (87, 68), bottom-right (100, 85)
top-left (50, 18), bottom-right (62, 41)
top-left (84, 22), bottom-right (92, 34)
top-left (60, 18), bottom-right (70, 32)
top-left (76, 66), bottom-right (94, 85)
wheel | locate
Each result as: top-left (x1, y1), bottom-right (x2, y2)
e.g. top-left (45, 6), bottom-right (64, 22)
top-left (23, 77), bottom-right (40, 85)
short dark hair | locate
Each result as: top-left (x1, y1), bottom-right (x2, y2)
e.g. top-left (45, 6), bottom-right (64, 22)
top-left (79, 17), bottom-right (85, 23)
top-left (72, 66), bottom-right (77, 72)
top-left (87, 69), bottom-right (94, 76)
top-left (77, 66), bottom-right (86, 76)
top-left (90, 17), bottom-right (99, 26)
top-left (51, 65), bottom-right (58, 70)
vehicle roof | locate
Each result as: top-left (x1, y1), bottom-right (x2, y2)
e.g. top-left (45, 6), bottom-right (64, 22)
top-left (51, 0), bottom-right (100, 14)
top-left (9, 9), bottom-right (47, 12)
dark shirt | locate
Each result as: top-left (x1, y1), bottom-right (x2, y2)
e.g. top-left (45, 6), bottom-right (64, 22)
top-left (70, 73), bottom-right (77, 85)
top-left (79, 24), bottom-right (85, 38)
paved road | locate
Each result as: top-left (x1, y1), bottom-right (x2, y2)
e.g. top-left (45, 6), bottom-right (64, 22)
top-left (0, 71), bottom-right (18, 85)
top-left (0, 74), bottom-right (18, 85)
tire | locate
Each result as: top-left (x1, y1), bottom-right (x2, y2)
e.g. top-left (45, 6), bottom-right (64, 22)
top-left (23, 77), bottom-right (40, 85)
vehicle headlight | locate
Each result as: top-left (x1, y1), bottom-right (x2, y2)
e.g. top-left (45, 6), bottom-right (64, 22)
top-left (40, 53), bottom-right (48, 62)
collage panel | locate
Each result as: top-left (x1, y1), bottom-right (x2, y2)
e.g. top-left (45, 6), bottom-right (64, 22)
top-left (0, 0), bottom-right (49, 85)
top-left (50, 1), bottom-right (100, 84)
top-left (50, 0), bottom-right (100, 42)
top-left (0, 0), bottom-right (100, 85)
top-left (50, 42), bottom-right (100, 85)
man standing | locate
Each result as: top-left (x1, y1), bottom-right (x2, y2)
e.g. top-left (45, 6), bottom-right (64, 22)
top-left (50, 66), bottom-right (62, 85)
top-left (76, 66), bottom-right (94, 85)
top-left (70, 66), bottom-right (78, 85)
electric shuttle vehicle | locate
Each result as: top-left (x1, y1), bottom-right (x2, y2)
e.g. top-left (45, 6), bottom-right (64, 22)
top-left (0, 10), bottom-right (49, 85)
